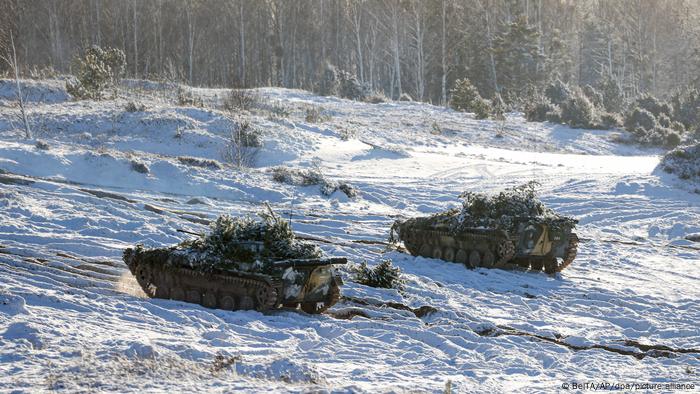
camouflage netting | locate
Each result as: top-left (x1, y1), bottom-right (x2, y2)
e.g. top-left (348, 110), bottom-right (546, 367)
top-left (392, 182), bottom-right (577, 239)
top-left (175, 207), bottom-right (321, 273)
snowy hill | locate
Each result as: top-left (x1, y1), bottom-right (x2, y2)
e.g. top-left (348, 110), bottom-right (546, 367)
top-left (1, 79), bottom-right (699, 392)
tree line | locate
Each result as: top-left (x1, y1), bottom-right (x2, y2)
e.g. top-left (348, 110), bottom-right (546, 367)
top-left (1, 0), bottom-right (699, 104)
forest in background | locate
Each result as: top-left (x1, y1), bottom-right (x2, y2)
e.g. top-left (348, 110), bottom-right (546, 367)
top-left (1, 0), bottom-right (699, 105)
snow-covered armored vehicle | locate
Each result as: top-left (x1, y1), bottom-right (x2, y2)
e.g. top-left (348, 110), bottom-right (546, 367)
top-left (390, 183), bottom-right (579, 274)
top-left (123, 208), bottom-right (345, 313)
top-left (124, 246), bottom-right (345, 313)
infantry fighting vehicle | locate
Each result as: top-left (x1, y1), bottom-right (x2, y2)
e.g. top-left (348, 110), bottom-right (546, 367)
top-left (391, 183), bottom-right (579, 274)
top-left (124, 245), bottom-right (345, 313)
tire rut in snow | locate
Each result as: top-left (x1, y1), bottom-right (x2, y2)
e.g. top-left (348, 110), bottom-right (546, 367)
top-left (340, 296), bottom-right (438, 318)
top-left (478, 325), bottom-right (700, 360)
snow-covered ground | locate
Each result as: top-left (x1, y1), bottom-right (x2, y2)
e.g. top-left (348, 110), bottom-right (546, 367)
top-left (1, 79), bottom-right (699, 392)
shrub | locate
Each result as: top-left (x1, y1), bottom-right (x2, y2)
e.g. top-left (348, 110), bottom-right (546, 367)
top-left (631, 126), bottom-right (681, 148)
top-left (130, 160), bottom-right (149, 174)
top-left (671, 88), bottom-right (700, 130)
top-left (545, 109), bottom-right (562, 123)
top-left (66, 46), bottom-right (126, 99)
top-left (271, 166), bottom-right (358, 198)
top-left (34, 140), bottom-right (50, 150)
top-left (125, 101), bottom-right (146, 112)
top-left (474, 98), bottom-right (492, 120)
top-left (350, 259), bottom-right (404, 290)
top-left (221, 119), bottom-right (262, 168)
top-left (524, 95), bottom-right (558, 122)
top-left (365, 92), bottom-right (388, 104)
top-left (338, 69), bottom-right (367, 101)
top-left (657, 113), bottom-right (672, 128)
top-left (491, 94), bottom-right (506, 122)
top-left (544, 78), bottom-right (571, 105)
top-left (223, 89), bottom-right (259, 111)
top-left (665, 131), bottom-right (682, 148)
top-left (304, 106), bottom-right (329, 123)
top-left (261, 102), bottom-right (291, 120)
top-left (661, 142), bottom-right (700, 181)
top-left (471, 97), bottom-right (492, 120)
top-left (624, 107), bottom-right (657, 132)
top-left (316, 63), bottom-right (367, 101)
top-left (671, 121), bottom-right (686, 133)
top-left (560, 89), bottom-right (596, 128)
top-left (177, 156), bottom-right (223, 170)
top-left (634, 94), bottom-right (672, 118)
top-left (337, 183), bottom-right (359, 198)
top-left (599, 112), bottom-right (623, 128)
top-left (271, 166), bottom-right (325, 187)
top-left (317, 63), bottom-right (339, 96)
top-left (597, 77), bottom-right (623, 113)
top-left (430, 121), bottom-right (442, 135)
top-left (582, 85), bottom-right (604, 108)
top-left (176, 87), bottom-right (204, 107)
top-left (450, 78), bottom-right (492, 119)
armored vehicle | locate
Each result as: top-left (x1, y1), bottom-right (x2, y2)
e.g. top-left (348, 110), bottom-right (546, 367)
top-left (124, 245), bottom-right (345, 313)
top-left (392, 213), bottom-right (578, 273)
top-left (124, 207), bottom-right (346, 313)
top-left (391, 183), bottom-right (579, 274)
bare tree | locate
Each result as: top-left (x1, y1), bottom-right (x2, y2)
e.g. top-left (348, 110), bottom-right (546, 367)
top-left (1, 32), bottom-right (31, 139)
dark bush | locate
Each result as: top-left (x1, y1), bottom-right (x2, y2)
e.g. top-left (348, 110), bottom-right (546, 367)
top-left (491, 94), bottom-right (506, 122)
top-left (631, 126), bottom-right (681, 148)
top-left (337, 70), bottom-right (367, 101)
top-left (365, 92), bottom-right (388, 104)
top-left (560, 89), bottom-right (596, 128)
top-left (525, 95), bottom-right (558, 122)
top-left (472, 98), bottom-right (492, 120)
top-left (671, 88), bottom-right (700, 130)
top-left (221, 119), bottom-right (262, 168)
top-left (125, 101), bottom-right (146, 112)
top-left (338, 183), bottom-right (359, 198)
top-left (224, 89), bottom-right (259, 111)
top-left (634, 94), bottom-right (672, 118)
top-left (671, 121), bottom-right (686, 133)
top-left (582, 85), bottom-right (604, 108)
top-left (130, 160), bottom-right (149, 174)
top-left (317, 63), bottom-right (339, 96)
top-left (271, 166), bottom-right (358, 198)
top-left (661, 143), bottom-right (700, 182)
top-left (624, 107), bottom-right (657, 132)
top-left (665, 131), bottom-right (682, 148)
top-left (350, 260), bottom-right (404, 290)
top-left (597, 77), bottom-right (623, 113)
top-left (545, 109), bottom-right (563, 124)
top-left (316, 63), bottom-right (367, 101)
top-left (599, 112), bottom-right (623, 128)
top-left (35, 140), bottom-right (50, 150)
top-left (450, 78), bottom-right (492, 119)
top-left (176, 87), bottom-right (204, 107)
top-left (544, 79), bottom-right (571, 105)
top-left (304, 106), bottom-right (329, 123)
top-left (67, 46), bottom-right (126, 99)
top-left (177, 156), bottom-right (223, 170)
top-left (657, 113), bottom-right (672, 128)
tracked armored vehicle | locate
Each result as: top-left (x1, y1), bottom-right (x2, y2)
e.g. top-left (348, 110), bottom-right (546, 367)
top-left (124, 245), bottom-right (345, 313)
top-left (391, 183), bottom-right (579, 274)
top-left (124, 207), bottom-right (346, 313)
